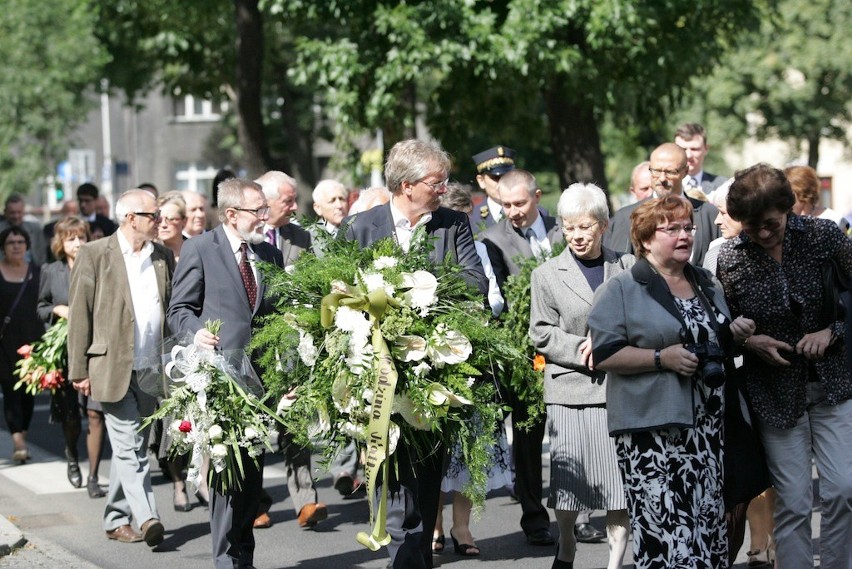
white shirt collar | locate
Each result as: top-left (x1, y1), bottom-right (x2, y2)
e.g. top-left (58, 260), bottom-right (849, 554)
top-left (223, 224), bottom-right (252, 255)
top-left (389, 197), bottom-right (432, 231)
top-left (116, 228), bottom-right (153, 259)
top-left (526, 214), bottom-right (547, 240)
top-left (486, 197), bottom-right (503, 221)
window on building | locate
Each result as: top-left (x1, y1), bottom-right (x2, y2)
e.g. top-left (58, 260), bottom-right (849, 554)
top-left (174, 162), bottom-right (218, 195)
top-left (173, 95), bottom-right (227, 122)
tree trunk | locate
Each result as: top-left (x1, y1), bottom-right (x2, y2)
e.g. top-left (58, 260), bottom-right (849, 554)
top-left (541, 81), bottom-right (607, 195)
top-left (807, 132), bottom-right (820, 169)
top-left (234, 0), bottom-right (269, 177)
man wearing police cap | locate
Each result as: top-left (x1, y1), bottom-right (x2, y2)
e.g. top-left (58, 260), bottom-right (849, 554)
top-left (470, 145), bottom-right (516, 234)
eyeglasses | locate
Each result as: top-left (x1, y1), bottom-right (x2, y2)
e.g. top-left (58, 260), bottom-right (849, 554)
top-left (562, 221), bottom-right (599, 235)
top-left (656, 223), bottom-right (696, 237)
top-left (232, 206), bottom-right (271, 217)
top-left (133, 210), bottom-right (162, 220)
top-left (649, 166), bottom-right (685, 178)
top-left (161, 216), bottom-right (185, 224)
top-left (419, 178), bottom-right (449, 192)
top-left (742, 216), bottom-right (785, 235)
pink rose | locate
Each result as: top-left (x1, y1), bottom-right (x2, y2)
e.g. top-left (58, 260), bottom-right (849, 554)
top-left (16, 344), bottom-right (33, 358)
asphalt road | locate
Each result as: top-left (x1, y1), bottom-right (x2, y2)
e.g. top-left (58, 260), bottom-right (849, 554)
top-left (1, 392), bottom-right (818, 568)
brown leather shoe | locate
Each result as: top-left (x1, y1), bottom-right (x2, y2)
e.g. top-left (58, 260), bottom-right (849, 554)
top-left (140, 518), bottom-right (164, 547)
top-left (253, 512), bottom-right (272, 529)
top-left (297, 502), bottom-right (328, 528)
top-left (106, 524), bottom-right (142, 543)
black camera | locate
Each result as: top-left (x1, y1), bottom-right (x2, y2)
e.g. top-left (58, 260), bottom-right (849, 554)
top-left (683, 342), bottom-right (726, 388)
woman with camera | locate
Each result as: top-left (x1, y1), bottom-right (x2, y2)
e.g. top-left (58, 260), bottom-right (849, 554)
top-left (717, 164), bottom-right (852, 568)
top-left (588, 195), bottom-right (754, 568)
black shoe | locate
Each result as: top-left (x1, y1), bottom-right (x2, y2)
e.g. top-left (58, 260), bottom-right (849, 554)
top-left (87, 477), bottom-right (107, 498)
top-left (526, 528), bottom-right (555, 546)
top-left (67, 460), bottom-right (83, 488)
top-left (574, 523), bottom-right (605, 543)
top-left (552, 545), bottom-right (574, 569)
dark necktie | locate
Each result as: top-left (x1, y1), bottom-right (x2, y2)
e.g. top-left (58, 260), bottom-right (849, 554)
top-left (239, 242), bottom-right (257, 308)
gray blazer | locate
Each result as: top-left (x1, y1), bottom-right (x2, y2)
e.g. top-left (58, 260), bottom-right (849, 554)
top-left (700, 171), bottom-right (726, 194)
top-left (588, 258), bottom-right (732, 435)
top-left (530, 247), bottom-right (635, 406)
top-left (480, 214), bottom-right (563, 294)
top-left (603, 195), bottom-right (721, 267)
top-left (167, 225), bottom-right (284, 353)
top-left (343, 203), bottom-right (488, 296)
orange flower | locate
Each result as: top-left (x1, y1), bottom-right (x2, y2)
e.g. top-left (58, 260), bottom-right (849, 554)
top-left (16, 344), bottom-right (33, 358)
top-left (533, 354), bottom-right (546, 372)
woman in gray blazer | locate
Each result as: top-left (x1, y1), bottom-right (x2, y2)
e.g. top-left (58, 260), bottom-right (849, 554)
top-left (530, 183), bottom-right (634, 569)
top-left (588, 196), bottom-right (754, 569)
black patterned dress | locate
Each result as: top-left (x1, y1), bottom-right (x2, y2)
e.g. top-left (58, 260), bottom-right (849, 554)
top-left (615, 296), bottom-right (727, 569)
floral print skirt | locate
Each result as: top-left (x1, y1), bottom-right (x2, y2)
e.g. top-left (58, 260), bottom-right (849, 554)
top-left (615, 381), bottom-right (727, 569)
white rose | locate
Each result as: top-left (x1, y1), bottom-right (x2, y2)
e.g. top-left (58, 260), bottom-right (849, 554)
top-left (244, 426), bottom-right (259, 439)
top-left (170, 419), bottom-right (183, 433)
top-left (211, 443), bottom-right (228, 458)
top-left (208, 424), bottom-right (224, 441)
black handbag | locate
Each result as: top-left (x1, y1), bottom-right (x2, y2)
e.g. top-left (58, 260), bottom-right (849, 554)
top-left (818, 257), bottom-right (850, 329)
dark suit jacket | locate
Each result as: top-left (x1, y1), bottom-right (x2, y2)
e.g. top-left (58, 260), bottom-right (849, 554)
top-left (479, 214), bottom-right (563, 295)
top-left (167, 225), bottom-right (284, 353)
top-left (67, 233), bottom-right (175, 402)
top-left (37, 260), bottom-right (70, 326)
top-left (603, 195), bottom-right (721, 267)
top-left (275, 223), bottom-right (312, 267)
top-left (343, 203), bottom-right (488, 296)
top-left (699, 171), bottom-right (726, 194)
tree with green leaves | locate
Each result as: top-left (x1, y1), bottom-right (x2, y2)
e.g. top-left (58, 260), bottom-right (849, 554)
top-left (280, 0), bottom-right (764, 190)
top-left (0, 0), bottom-right (106, 197)
top-left (674, 0), bottom-right (851, 169)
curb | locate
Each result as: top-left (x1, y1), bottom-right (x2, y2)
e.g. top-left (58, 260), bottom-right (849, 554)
top-left (0, 514), bottom-right (26, 557)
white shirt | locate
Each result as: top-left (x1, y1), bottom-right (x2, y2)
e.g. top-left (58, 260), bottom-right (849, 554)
top-left (223, 225), bottom-right (260, 311)
top-left (474, 241), bottom-right (504, 317)
top-left (486, 197), bottom-right (503, 223)
top-left (524, 214), bottom-right (552, 259)
top-left (389, 197), bottom-right (432, 253)
top-left (684, 171), bottom-right (704, 188)
top-left (116, 230), bottom-right (162, 370)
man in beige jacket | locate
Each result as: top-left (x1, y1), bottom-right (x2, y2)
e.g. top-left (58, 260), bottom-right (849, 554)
top-left (68, 189), bottom-right (175, 547)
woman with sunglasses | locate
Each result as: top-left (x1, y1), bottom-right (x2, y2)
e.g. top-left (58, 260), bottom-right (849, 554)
top-left (717, 163), bottom-right (852, 568)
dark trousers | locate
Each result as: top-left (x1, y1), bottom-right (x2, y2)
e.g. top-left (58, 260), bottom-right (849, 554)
top-left (509, 391), bottom-right (550, 535)
top-left (387, 440), bottom-right (447, 569)
top-left (210, 450), bottom-right (264, 569)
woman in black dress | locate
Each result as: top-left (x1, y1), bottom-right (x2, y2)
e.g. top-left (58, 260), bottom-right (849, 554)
top-left (0, 226), bottom-right (42, 463)
top-left (37, 217), bottom-right (107, 496)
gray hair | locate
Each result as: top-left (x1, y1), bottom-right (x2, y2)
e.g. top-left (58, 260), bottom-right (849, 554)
top-left (115, 189), bottom-right (154, 224)
top-left (557, 183), bottom-right (610, 225)
top-left (497, 169), bottom-right (538, 198)
top-left (217, 178), bottom-right (263, 222)
top-left (710, 177), bottom-right (735, 209)
top-left (385, 139), bottom-right (451, 195)
top-left (630, 161), bottom-right (651, 187)
top-left (312, 179), bottom-right (347, 203)
top-left (255, 170), bottom-right (297, 200)
top-left (348, 186), bottom-right (391, 214)
top-left (440, 182), bottom-right (473, 213)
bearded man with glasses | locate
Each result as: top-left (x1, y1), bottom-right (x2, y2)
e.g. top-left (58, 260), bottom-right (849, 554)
top-left (605, 142), bottom-right (721, 267)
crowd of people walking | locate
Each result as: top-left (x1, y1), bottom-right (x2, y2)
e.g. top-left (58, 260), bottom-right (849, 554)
top-left (2, 121), bottom-right (851, 569)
